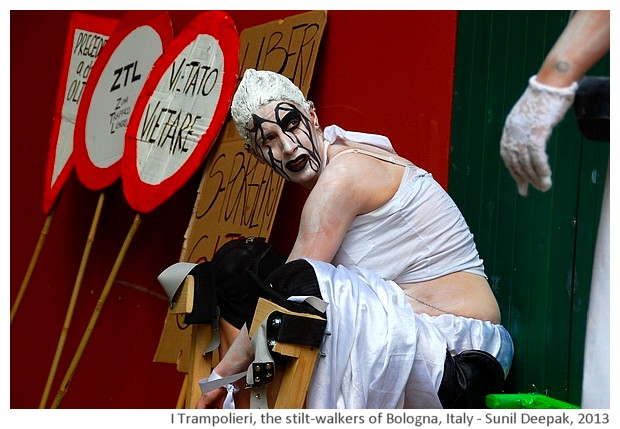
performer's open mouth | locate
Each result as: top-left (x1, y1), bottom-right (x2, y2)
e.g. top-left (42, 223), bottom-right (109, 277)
top-left (286, 154), bottom-right (308, 172)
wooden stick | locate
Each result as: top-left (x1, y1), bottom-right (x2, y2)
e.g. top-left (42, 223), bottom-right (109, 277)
top-left (10, 204), bottom-right (57, 325)
top-left (50, 212), bottom-right (142, 409)
top-left (39, 192), bottom-right (105, 409)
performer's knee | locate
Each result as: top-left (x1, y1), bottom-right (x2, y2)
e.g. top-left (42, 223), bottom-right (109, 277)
top-left (265, 259), bottom-right (322, 299)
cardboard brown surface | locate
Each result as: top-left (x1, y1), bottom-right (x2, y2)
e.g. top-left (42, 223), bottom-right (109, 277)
top-left (153, 11), bottom-right (327, 377)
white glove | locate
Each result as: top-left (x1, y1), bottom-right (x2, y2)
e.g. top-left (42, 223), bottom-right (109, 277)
top-left (500, 75), bottom-right (578, 196)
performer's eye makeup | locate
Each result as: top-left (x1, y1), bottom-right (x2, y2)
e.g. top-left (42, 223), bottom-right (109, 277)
top-left (281, 111), bottom-right (301, 132)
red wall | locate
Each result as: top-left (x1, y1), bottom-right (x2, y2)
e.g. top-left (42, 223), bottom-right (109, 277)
top-left (10, 10), bottom-right (457, 408)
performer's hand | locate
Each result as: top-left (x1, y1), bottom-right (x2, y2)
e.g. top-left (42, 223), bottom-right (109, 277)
top-left (500, 75), bottom-right (577, 196)
top-left (195, 387), bottom-right (227, 409)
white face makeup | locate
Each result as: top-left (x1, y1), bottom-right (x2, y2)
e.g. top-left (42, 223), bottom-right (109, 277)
top-left (247, 101), bottom-right (323, 185)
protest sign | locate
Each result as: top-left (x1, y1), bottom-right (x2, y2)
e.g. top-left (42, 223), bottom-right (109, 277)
top-left (152, 10), bottom-right (328, 408)
top-left (123, 10), bottom-right (240, 214)
top-left (12, 13), bottom-right (120, 327)
top-left (181, 9), bottom-right (327, 270)
top-left (73, 11), bottom-right (173, 191)
top-left (49, 11), bottom-right (174, 409)
top-left (42, 12), bottom-right (118, 214)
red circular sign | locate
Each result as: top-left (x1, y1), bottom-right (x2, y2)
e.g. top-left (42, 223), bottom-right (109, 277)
top-left (73, 11), bottom-right (173, 191)
top-left (43, 13), bottom-right (118, 214)
top-left (123, 11), bottom-right (240, 213)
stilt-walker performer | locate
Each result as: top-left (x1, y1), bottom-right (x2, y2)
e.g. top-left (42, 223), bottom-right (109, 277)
top-left (179, 68), bottom-right (514, 409)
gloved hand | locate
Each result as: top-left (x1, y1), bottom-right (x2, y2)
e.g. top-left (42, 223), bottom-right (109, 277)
top-left (500, 75), bottom-right (578, 196)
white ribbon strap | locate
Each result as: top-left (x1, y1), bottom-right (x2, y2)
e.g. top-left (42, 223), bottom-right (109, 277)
top-left (198, 370), bottom-right (246, 409)
top-left (287, 295), bottom-right (329, 313)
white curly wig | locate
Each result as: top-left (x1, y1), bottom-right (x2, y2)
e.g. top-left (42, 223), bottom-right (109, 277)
top-left (231, 69), bottom-right (312, 149)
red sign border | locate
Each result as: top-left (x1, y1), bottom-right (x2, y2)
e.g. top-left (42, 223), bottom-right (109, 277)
top-left (42, 12), bottom-right (118, 214)
top-left (73, 11), bottom-right (174, 192)
top-left (123, 10), bottom-right (240, 214)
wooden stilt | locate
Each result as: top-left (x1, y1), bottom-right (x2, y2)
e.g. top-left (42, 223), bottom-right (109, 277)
top-left (185, 324), bottom-right (214, 408)
top-left (273, 343), bottom-right (319, 408)
top-left (174, 283), bottom-right (323, 409)
top-left (11, 204), bottom-right (57, 325)
top-left (39, 192), bottom-right (105, 408)
top-left (50, 212), bottom-right (142, 409)
top-left (249, 298), bottom-right (324, 409)
top-left (167, 274), bottom-right (222, 409)
top-left (176, 375), bottom-right (188, 409)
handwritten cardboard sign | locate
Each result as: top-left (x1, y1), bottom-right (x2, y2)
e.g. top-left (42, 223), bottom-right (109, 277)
top-left (42, 13), bottom-right (118, 214)
top-left (122, 11), bottom-right (240, 214)
top-left (181, 9), bottom-right (328, 265)
top-left (153, 10), bottom-right (328, 369)
top-left (73, 11), bottom-right (173, 191)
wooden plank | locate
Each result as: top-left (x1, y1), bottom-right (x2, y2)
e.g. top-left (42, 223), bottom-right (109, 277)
top-left (250, 297), bottom-right (322, 409)
top-left (185, 324), bottom-right (215, 408)
top-left (169, 276), bottom-right (194, 315)
top-left (274, 345), bottom-right (319, 409)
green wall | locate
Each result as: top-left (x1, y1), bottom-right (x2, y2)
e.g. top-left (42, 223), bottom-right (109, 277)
top-left (449, 10), bottom-right (609, 405)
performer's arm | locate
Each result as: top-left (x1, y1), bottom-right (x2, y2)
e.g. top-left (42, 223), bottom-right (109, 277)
top-left (536, 10), bottom-right (610, 87)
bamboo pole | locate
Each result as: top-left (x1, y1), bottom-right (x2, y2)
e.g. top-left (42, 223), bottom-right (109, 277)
top-left (50, 212), bottom-right (142, 409)
top-left (11, 204), bottom-right (57, 325)
top-left (39, 192), bottom-right (105, 408)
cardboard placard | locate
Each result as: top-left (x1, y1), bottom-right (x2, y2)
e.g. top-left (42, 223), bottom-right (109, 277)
top-left (123, 11), bottom-right (240, 214)
top-left (73, 11), bottom-right (173, 191)
top-left (153, 10), bottom-right (328, 369)
top-left (182, 9), bottom-right (328, 265)
top-left (42, 13), bottom-right (118, 214)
